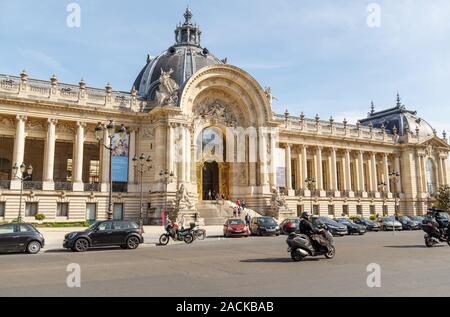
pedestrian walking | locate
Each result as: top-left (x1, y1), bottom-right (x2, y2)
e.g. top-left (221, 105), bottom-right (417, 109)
top-left (245, 213), bottom-right (251, 226)
top-left (233, 207), bottom-right (237, 218)
top-left (238, 206), bottom-right (242, 218)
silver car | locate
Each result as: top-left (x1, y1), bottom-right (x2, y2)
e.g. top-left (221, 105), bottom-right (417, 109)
top-left (379, 217), bottom-right (403, 231)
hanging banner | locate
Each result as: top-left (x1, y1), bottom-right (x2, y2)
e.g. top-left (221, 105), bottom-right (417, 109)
top-left (111, 133), bottom-right (129, 182)
top-left (276, 147), bottom-right (286, 188)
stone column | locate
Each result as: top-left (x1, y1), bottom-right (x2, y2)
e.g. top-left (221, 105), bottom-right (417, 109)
top-left (248, 131), bottom-right (257, 186)
top-left (185, 126), bottom-right (191, 183)
top-left (43, 119), bottom-right (57, 190)
top-left (73, 122), bottom-right (85, 191)
top-left (330, 148), bottom-right (338, 191)
top-left (344, 150), bottom-right (352, 191)
top-left (167, 123), bottom-right (174, 174)
top-left (302, 145), bottom-right (308, 189)
top-left (100, 128), bottom-right (111, 192)
top-left (128, 129), bottom-right (136, 185)
top-left (415, 153), bottom-right (424, 193)
top-left (285, 144), bottom-right (292, 191)
top-left (357, 151), bottom-right (366, 192)
top-left (443, 156), bottom-right (449, 186)
top-left (316, 147), bottom-right (323, 191)
top-left (178, 125), bottom-right (186, 183)
top-left (394, 155), bottom-right (402, 193)
top-left (11, 115), bottom-right (27, 189)
top-left (383, 154), bottom-right (391, 193)
top-left (370, 153), bottom-right (378, 192)
top-left (259, 130), bottom-right (268, 186)
top-left (269, 132), bottom-right (277, 187)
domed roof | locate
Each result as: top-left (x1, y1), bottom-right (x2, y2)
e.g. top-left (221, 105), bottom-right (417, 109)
top-left (133, 8), bottom-right (224, 101)
top-left (359, 94), bottom-right (435, 138)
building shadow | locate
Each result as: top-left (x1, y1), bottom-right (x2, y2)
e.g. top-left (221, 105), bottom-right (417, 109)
top-left (384, 245), bottom-right (444, 249)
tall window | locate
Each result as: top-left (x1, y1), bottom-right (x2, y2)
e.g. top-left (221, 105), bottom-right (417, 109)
top-left (426, 159), bottom-right (435, 194)
top-left (328, 205), bottom-right (335, 216)
top-left (0, 202), bottom-right (5, 217)
top-left (57, 203), bottom-right (69, 217)
top-left (25, 202), bottom-right (38, 217)
top-left (357, 205), bottom-right (363, 215)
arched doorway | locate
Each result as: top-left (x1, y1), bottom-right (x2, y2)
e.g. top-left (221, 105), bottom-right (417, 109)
top-left (202, 161), bottom-right (219, 200)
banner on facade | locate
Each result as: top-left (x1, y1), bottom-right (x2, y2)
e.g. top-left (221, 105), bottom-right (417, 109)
top-left (276, 147), bottom-right (286, 188)
top-left (111, 133), bottom-right (129, 182)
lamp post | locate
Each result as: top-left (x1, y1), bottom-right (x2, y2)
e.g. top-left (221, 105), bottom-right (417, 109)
top-left (133, 154), bottom-right (152, 231)
top-left (389, 171), bottom-right (401, 235)
top-left (159, 170), bottom-right (175, 222)
top-left (378, 182), bottom-right (387, 217)
top-left (12, 163), bottom-right (33, 223)
top-left (305, 177), bottom-right (316, 215)
top-left (95, 120), bottom-right (127, 220)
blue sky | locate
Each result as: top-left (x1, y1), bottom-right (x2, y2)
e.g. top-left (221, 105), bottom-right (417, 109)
top-left (0, 0), bottom-right (449, 132)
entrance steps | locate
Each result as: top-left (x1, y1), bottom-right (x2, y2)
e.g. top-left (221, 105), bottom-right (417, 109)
top-left (196, 200), bottom-right (263, 226)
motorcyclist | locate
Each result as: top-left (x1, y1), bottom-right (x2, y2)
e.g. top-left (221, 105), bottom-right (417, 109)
top-left (429, 209), bottom-right (448, 237)
top-left (298, 212), bottom-right (329, 252)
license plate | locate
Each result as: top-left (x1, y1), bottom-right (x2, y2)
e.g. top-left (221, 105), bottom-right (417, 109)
top-left (266, 229), bottom-right (275, 232)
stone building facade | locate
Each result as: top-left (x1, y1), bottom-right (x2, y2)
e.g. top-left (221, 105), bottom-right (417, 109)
top-left (0, 9), bottom-right (449, 224)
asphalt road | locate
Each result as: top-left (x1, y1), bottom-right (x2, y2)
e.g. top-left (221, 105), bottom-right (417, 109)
top-left (0, 231), bottom-right (449, 297)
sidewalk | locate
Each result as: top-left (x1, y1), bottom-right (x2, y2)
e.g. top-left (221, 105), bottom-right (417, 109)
top-left (39, 225), bottom-right (225, 250)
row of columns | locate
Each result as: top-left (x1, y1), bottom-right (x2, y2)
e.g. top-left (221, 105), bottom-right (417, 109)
top-left (10, 115), bottom-right (138, 192)
top-left (284, 145), bottom-right (399, 193)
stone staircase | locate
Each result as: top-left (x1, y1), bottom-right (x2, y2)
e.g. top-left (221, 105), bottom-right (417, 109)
top-left (196, 200), bottom-right (263, 226)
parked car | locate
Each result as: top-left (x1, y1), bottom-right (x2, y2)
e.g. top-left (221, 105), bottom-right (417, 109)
top-left (335, 218), bottom-right (366, 235)
top-left (223, 219), bottom-right (249, 238)
top-left (0, 223), bottom-right (45, 254)
top-left (280, 218), bottom-right (300, 235)
top-left (249, 217), bottom-right (280, 236)
top-left (353, 217), bottom-right (381, 232)
top-left (312, 217), bottom-right (348, 236)
top-left (410, 216), bottom-right (425, 229)
top-left (63, 220), bottom-right (144, 252)
top-left (398, 215), bottom-right (420, 230)
top-left (379, 217), bottom-right (403, 231)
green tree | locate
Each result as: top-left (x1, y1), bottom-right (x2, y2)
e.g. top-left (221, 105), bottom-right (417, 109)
top-left (435, 186), bottom-right (450, 211)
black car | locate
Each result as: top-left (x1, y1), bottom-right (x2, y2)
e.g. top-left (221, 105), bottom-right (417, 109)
top-left (410, 216), bottom-right (425, 229)
top-left (335, 218), bottom-right (366, 235)
top-left (312, 217), bottom-right (348, 236)
top-left (398, 216), bottom-right (420, 230)
top-left (279, 218), bottom-right (300, 235)
top-left (249, 217), bottom-right (280, 236)
top-left (0, 223), bottom-right (45, 254)
top-left (63, 220), bottom-right (144, 252)
top-left (353, 217), bottom-right (381, 232)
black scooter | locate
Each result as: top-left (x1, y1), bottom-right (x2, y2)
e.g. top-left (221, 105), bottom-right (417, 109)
top-left (286, 229), bottom-right (336, 262)
top-left (422, 220), bottom-right (450, 248)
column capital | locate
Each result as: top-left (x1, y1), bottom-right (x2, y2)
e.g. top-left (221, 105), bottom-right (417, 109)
top-left (76, 121), bottom-right (87, 129)
top-left (16, 114), bottom-right (27, 122)
top-left (47, 118), bottom-right (58, 125)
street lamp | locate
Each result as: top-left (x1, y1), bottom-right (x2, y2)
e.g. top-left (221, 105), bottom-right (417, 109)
top-left (95, 120), bottom-right (127, 220)
top-left (159, 170), bottom-right (175, 223)
top-left (389, 171), bottom-right (401, 235)
top-left (378, 182), bottom-right (387, 217)
top-left (305, 177), bottom-right (316, 215)
top-left (12, 163), bottom-right (33, 222)
top-left (133, 153), bottom-right (152, 231)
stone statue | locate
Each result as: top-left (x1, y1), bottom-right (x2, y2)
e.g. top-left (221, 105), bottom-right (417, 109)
top-left (270, 187), bottom-right (287, 210)
top-left (174, 183), bottom-right (194, 212)
top-left (196, 102), bottom-right (237, 125)
top-left (264, 86), bottom-right (278, 106)
top-left (156, 68), bottom-right (179, 106)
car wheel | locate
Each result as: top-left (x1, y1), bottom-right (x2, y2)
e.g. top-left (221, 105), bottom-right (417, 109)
top-left (126, 236), bottom-right (140, 250)
top-left (159, 234), bottom-right (170, 246)
top-left (73, 238), bottom-right (89, 252)
top-left (291, 249), bottom-right (305, 262)
top-left (257, 229), bottom-right (262, 236)
top-left (325, 246), bottom-right (336, 259)
top-left (382, 226), bottom-right (387, 231)
top-left (26, 241), bottom-right (41, 254)
top-left (197, 230), bottom-right (206, 241)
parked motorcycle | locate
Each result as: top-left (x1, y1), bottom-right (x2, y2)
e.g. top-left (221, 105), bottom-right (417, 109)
top-left (192, 225), bottom-right (207, 241)
top-left (159, 223), bottom-right (194, 246)
top-left (286, 229), bottom-right (336, 262)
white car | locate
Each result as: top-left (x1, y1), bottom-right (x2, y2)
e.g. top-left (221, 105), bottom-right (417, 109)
top-left (379, 217), bottom-right (403, 231)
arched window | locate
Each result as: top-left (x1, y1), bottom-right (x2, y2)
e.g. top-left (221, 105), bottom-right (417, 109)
top-left (425, 159), bottom-right (435, 194)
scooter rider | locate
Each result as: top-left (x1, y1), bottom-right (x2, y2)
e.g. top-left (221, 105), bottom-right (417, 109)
top-left (299, 212), bottom-right (321, 236)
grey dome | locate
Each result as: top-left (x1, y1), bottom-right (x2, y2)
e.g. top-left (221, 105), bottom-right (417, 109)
top-left (133, 8), bottom-right (223, 101)
top-left (359, 94), bottom-right (435, 138)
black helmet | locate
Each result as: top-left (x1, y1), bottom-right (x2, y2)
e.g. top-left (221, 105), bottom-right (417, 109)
top-left (301, 212), bottom-right (311, 220)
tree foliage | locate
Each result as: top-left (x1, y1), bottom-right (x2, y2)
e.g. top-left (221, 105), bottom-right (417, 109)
top-left (434, 186), bottom-right (450, 211)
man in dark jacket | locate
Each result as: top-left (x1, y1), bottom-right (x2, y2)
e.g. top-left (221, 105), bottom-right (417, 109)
top-left (299, 212), bottom-right (329, 252)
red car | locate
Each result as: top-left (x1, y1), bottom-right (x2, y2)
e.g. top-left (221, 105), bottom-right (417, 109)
top-left (223, 219), bottom-right (249, 238)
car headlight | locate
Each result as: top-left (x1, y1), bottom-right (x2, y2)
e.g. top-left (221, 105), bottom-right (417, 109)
top-left (68, 232), bottom-right (78, 239)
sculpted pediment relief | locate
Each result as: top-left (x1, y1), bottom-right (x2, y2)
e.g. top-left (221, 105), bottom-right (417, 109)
top-left (56, 122), bottom-right (75, 135)
top-left (26, 120), bottom-right (45, 132)
top-left (0, 117), bottom-right (15, 129)
top-left (195, 101), bottom-right (237, 126)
